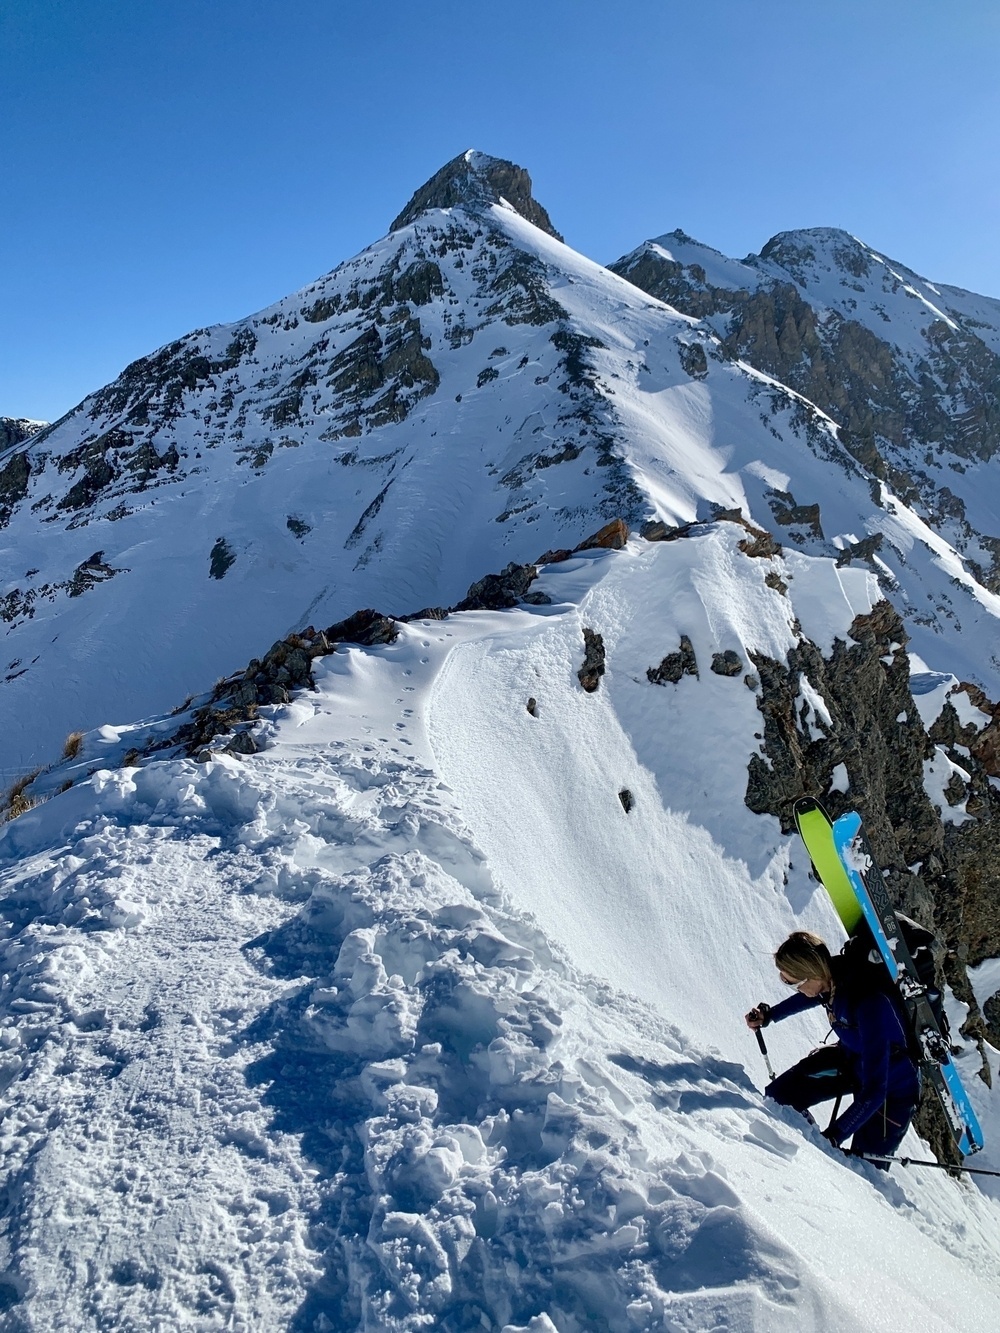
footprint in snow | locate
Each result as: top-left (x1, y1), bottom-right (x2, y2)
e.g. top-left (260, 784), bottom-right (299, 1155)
top-left (744, 1119), bottom-right (798, 1158)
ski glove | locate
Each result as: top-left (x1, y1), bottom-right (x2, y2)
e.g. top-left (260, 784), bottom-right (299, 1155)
top-left (745, 1002), bottom-right (772, 1029)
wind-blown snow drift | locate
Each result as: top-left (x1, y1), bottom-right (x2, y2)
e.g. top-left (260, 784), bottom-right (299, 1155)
top-left (2, 529), bottom-right (999, 1331)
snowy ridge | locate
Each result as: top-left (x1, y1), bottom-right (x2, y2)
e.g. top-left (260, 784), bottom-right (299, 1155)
top-left (3, 532), bottom-right (1000, 1330)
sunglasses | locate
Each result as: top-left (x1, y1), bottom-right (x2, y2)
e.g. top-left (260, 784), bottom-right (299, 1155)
top-left (778, 973), bottom-right (810, 990)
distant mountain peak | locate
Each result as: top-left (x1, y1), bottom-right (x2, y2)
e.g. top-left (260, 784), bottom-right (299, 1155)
top-left (390, 149), bottom-right (563, 240)
top-left (758, 226), bottom-right (872, 274)
top-left (0, 416), bottom-right (47, 452)
top-left (760, 225), bottom-right (859, 250)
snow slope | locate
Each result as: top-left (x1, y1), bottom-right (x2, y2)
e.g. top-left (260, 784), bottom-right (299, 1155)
top-left (5, 162), bottom-right (1000, 778)
top-left (3, 529), bottom-right (999, 1331)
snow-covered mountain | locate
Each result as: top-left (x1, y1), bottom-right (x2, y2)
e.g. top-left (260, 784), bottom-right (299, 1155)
top-left (3, 153), bottom-right (1000, 774)
top-left (611, 227), bottom-right (1000, 591)
top-left (4, 152), bottom-right (1000, 1330)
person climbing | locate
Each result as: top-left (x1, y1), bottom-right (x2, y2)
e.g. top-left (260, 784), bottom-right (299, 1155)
top-left (745, 929), bottom-right (921, 1159)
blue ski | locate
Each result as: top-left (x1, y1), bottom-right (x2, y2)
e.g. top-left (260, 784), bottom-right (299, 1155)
top-left (832, 810), bottom-right (984, 1157)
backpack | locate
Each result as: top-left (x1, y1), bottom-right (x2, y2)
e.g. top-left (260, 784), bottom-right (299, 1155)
top-left (838, 914), bottom-right (950, 1058)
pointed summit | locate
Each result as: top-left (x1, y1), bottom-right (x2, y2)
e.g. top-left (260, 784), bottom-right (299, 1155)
top-left (390, 150), bottom-right (563, 240)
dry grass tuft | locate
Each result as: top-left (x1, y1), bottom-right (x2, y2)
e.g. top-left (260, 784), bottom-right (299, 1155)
top-left (6, 768), bottom-right (41, 801)
top-left (63, 730), bottom-right (84, 760)
top-left (3, 767), bottom-right (43, 821)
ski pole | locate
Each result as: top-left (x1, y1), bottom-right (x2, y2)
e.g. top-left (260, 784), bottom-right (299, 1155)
top-left (754, 1028), bottom-right (776, 1081)
top-left (857, 1154), bottom-right (1000, 1179)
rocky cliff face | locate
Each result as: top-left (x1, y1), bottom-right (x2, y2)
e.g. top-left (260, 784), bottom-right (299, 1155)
top-left (611, 228), bottom-right (1000, 591)
top-left (0, 419), bottom-right (46, 529)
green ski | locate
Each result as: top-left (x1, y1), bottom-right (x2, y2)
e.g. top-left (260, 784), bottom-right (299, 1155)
top-left (793, 796), bottom-right (862, 932)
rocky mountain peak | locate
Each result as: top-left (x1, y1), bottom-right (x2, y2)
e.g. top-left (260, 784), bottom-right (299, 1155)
top-left (0, 416), bottom-right (47, 452)
top-left (390, 149), bottom-right (563, 240)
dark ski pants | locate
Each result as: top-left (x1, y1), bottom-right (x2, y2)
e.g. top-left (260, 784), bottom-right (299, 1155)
top-left (765, 1046), bottom-right (917, 1158)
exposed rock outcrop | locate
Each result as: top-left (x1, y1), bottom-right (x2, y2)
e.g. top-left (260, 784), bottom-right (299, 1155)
top-left (209, 538), bottom-right (236, 580)
top-left (678, 341), bottom-right (708, 380)
top-left (0, 450), bottom-right (31, 528)
top-left (390, 150), bottom-right (563, 241)
top-left (578, 627), bottom-right (606, 693)
top-left (52, 427), bottom-right (181, 515)
top-left (171, 613), bottom-right (399, 758)
top-left (68, 551), bottom-right (123, 598)
top-left (647, 636), bottom-right (698, 685)
top-left (711, 651), bottom-right (743, 677)
top-left (836, 532), bottom-right (884, 569)
top-left (576, 518), bottom-right (629, 552)
top-left (323, 609), bottom-right (400, 647)
top-left (455, 562), bottom-right (545, 611)
top-left (768, 490), bottom-right (823, 542)
top-left (537, 519), bottom-right (630, 565)
top-left (641, 519), bottom-right (698, 543)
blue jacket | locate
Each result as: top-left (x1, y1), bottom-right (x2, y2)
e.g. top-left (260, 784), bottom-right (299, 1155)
top-left (768, 966), bottom-right (920, 1143)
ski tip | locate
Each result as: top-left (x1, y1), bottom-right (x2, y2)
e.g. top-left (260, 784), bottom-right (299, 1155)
top-left (832, 809), bottom-right (863, 840)
top-left (793, 796), bottom-right (831, 823)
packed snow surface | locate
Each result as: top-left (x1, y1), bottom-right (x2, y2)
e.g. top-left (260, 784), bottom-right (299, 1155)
top-left (2, 533), bottom-right (1000, 1331)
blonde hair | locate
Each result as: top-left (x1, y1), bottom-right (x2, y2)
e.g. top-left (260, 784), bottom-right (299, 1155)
top-left (774, 931), bottom-right (833, 985)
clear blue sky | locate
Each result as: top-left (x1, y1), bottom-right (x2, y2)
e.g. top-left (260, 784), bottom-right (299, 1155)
top-left (3, 0), bottom-right (998, 422)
